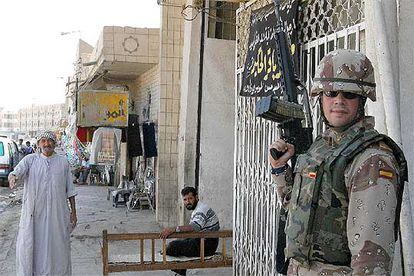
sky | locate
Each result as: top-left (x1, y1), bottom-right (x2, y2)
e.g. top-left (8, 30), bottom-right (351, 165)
top-left (0, 0), bottom-right (160, 111)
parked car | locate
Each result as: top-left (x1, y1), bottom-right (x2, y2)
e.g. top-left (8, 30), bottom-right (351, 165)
top-left (0, 137), bottom-right (19, 186)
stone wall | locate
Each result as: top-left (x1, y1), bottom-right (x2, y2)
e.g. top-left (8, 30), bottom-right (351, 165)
top-left (177, 1), bottom-right (236, 229)
top-left (134, 65), bottom-right (160, 123)
top-left (198, 38), bottom-right (235, 230)
top-left (157, 0), bottom-right (184, 227)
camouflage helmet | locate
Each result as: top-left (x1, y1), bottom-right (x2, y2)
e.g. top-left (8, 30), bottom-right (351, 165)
top-left (310, 49), bottom-right (376, 101)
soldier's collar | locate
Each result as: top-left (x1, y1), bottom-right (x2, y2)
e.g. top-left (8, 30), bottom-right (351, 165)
top-left (323, 116), bottom-right (375, 146)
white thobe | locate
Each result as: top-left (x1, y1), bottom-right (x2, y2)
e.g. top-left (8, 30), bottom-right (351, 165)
top-left (12, 153), bottom-right (76, 276)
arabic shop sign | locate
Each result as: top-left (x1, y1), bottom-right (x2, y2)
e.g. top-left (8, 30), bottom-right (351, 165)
top-left (240, 1), bottom-right (299, 97)
top-left (77, 90), bottom-right (128, 127)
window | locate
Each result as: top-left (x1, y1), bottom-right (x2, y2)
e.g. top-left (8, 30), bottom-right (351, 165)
top-left (207, 1), bottom-right (238, 40)
top-left (0, 142), bottom-right (4, 156)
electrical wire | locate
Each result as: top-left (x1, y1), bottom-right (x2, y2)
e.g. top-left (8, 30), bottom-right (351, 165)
top-left (181, 4), bottom-right (202, 21)
top-left (180, 2), bottom-right (239, 26)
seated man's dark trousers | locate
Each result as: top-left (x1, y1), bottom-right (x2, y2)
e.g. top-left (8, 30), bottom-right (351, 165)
top-left (166, 238), bottom-right (219, 276)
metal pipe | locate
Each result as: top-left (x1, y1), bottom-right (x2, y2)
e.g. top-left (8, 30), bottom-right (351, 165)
top-left (195, 0), bottom-right (206, 191)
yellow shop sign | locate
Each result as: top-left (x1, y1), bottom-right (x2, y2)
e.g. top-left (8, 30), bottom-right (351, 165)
top-left (77, 90), bottom-right (128, 127)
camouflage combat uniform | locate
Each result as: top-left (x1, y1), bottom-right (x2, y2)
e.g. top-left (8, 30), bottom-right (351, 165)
top-left (271, 49), bottom-right (407, 275)
top-left (273, 117), bottom-right (405, 275)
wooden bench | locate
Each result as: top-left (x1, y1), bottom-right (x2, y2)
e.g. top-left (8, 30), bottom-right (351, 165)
top-left (101, 230), bottom-right (233, 275)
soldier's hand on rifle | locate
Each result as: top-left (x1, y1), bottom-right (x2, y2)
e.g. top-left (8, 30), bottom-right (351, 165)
top-left (269, 139), bottom-right (295, 168)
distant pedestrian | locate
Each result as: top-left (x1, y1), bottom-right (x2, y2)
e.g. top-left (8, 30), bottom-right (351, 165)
top-left (79, 157), bottom-right (90, 184)
top-left (24, 141), bottom-right (34, 155)
top-left (16, 138), bottom-right (26, 161)
top-left (33, 143), bottom-right (39, 153)
top-left (8, 130), bottom-right (77, 276)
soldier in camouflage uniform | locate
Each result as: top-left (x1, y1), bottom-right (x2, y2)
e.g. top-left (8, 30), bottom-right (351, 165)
top-left (269, 49), bottom-right (407, 275)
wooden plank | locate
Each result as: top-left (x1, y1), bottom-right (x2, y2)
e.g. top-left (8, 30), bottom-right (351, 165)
top-left (222, 239), bottom-right (227, 264)
top-left (102, 230), bottom-right (109, 276)
top-left (107, 258), bottom-right (233, 272)
top-left (230, 238), bottom-right (233, 258)
top-left (151, 239), bottom-right (155, 263)
top-left (200, 238), bottom-right (205, 263)
top-left (140, 239), bottom-right (144, 263)
top-left (106, 230), bottom-right (232, 241)
top-left (102, 229), bottom-right (233, 274)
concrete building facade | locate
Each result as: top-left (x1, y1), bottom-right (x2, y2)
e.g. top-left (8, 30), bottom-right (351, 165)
top-left (0, 108), bottom-right (18, 132)
top-left (65, 23), bottom-right (183, 225)
top-left (177, 0), bottom-right (237, 230)
top-left (17, 103), bottom-right (66, 136)
top-left (65, 26), bottom-right (160, 188)
top-left (0, 104), bottom-right (66, 136)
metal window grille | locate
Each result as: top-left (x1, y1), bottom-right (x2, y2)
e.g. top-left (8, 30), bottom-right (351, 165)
top-left (208, 1), bottom-right (238, 40)
top-left (299, 0), bottom-right (365, 42)
top-left (234, 1), bottom-right (365, 275)
top-left (233, 68), bottom-right (280, 276)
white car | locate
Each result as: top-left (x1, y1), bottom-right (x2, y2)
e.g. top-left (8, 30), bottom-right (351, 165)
top-left (0, 137), bottom-right (19, 186)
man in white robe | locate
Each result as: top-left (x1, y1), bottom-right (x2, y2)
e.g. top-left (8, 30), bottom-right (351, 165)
top-left (8, 131), bottom-right (77, 276)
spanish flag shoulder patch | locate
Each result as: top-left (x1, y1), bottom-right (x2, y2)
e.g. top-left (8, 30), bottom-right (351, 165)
top-left (379, 170), bottom-right (394, 179)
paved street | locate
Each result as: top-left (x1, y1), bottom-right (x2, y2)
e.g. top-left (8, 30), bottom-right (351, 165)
top-left (0, 185), bottom-right (232, 276)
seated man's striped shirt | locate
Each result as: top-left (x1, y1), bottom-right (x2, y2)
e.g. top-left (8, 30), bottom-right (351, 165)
top-left (189, 202), bottom-right (220, 232)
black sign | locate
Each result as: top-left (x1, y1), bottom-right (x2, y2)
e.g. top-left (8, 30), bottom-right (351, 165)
top-left (240, 1), bottom-right (299, 97)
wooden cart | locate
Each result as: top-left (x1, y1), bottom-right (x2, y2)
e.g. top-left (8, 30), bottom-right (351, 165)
top-left (101, 230), bottom-right (233, 275)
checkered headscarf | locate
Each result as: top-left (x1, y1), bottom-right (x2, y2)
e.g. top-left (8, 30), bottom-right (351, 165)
top-left (36, 131), bottom-right (57, 143)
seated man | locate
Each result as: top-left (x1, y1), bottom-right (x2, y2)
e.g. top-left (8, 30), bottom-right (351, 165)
top-left (160, 187), bottom-right (220, 276)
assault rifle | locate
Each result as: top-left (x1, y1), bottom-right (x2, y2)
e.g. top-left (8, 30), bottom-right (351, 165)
top-left (254, 0), bottom-right (313, 274)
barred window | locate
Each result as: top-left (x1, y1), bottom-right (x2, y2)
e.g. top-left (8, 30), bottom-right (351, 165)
top-left (207, 1), bottom-right (238, 40)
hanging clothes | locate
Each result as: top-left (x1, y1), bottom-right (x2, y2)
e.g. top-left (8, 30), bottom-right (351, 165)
top-left (127, 114), bottom-right (143, 157)
top-left (142, 122), bottom-right (158, 158)
top-left (89, 127), bottom-right (122, 165)
top-left (76, 127), bottom-right (88, 143)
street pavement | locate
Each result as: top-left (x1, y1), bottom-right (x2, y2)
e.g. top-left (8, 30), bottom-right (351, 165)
top-left (0, 185), bottom-right (232, 276)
